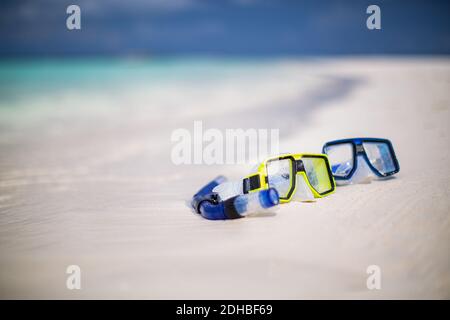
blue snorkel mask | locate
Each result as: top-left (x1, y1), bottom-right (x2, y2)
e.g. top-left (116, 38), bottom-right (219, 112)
top-left (191, 176), bottom-right (280, 220)
top-left (322, 138), bottom-right (400, 185)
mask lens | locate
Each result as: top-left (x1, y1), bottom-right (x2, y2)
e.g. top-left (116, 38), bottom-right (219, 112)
top-left (302, 157), bottom-right (333, 194)
top-left (324, 143), bottom-right (354, 177)
top-left (362, 142), bottom-right (397, 175)
top-left (266, 158), bottom-right (293, 199)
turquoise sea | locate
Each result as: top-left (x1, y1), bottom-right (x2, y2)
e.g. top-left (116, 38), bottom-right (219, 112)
top-left (0, 58), bottom-right (284, 105)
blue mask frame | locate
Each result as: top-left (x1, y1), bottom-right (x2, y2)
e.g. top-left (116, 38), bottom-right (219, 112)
top-left (322, 138), bottom-right (400, 181)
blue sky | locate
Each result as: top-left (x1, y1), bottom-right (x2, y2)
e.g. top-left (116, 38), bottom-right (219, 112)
top-left (1, 0), bottom-right (449, 56)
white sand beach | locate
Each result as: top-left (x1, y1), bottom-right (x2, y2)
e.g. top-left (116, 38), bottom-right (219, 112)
top-left (0, 57), bottom-right (449, 299)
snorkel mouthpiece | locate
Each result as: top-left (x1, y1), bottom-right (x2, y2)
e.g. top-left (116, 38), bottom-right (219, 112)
top-left (195, 175), bottom-right (227, 197)
top-left (192, 177), bottom-right (279, 220)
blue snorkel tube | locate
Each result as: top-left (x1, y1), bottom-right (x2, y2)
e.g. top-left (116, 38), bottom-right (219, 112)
top-left (191, 176), bottom-right (280, 220)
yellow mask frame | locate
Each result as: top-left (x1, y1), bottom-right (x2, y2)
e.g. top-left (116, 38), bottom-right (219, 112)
top-left (242, 153), bottom-right (336, 203)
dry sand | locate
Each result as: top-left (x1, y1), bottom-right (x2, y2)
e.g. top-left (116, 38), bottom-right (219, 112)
top-left (0, 57), bottom-right (449, 299)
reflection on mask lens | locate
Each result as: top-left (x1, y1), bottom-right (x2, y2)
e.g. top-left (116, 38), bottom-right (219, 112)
top-left (362, 142), bottom-right (396, 175)
top-left (266, 159), bottom-right (292, 198)
top-left (324, 143), bottom-right (354, 177)
top-left (302, 157), bottom-right (332, 194)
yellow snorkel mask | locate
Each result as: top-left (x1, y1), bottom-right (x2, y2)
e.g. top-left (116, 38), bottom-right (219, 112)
top-left (213, 153), bottom-right (336, 203)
